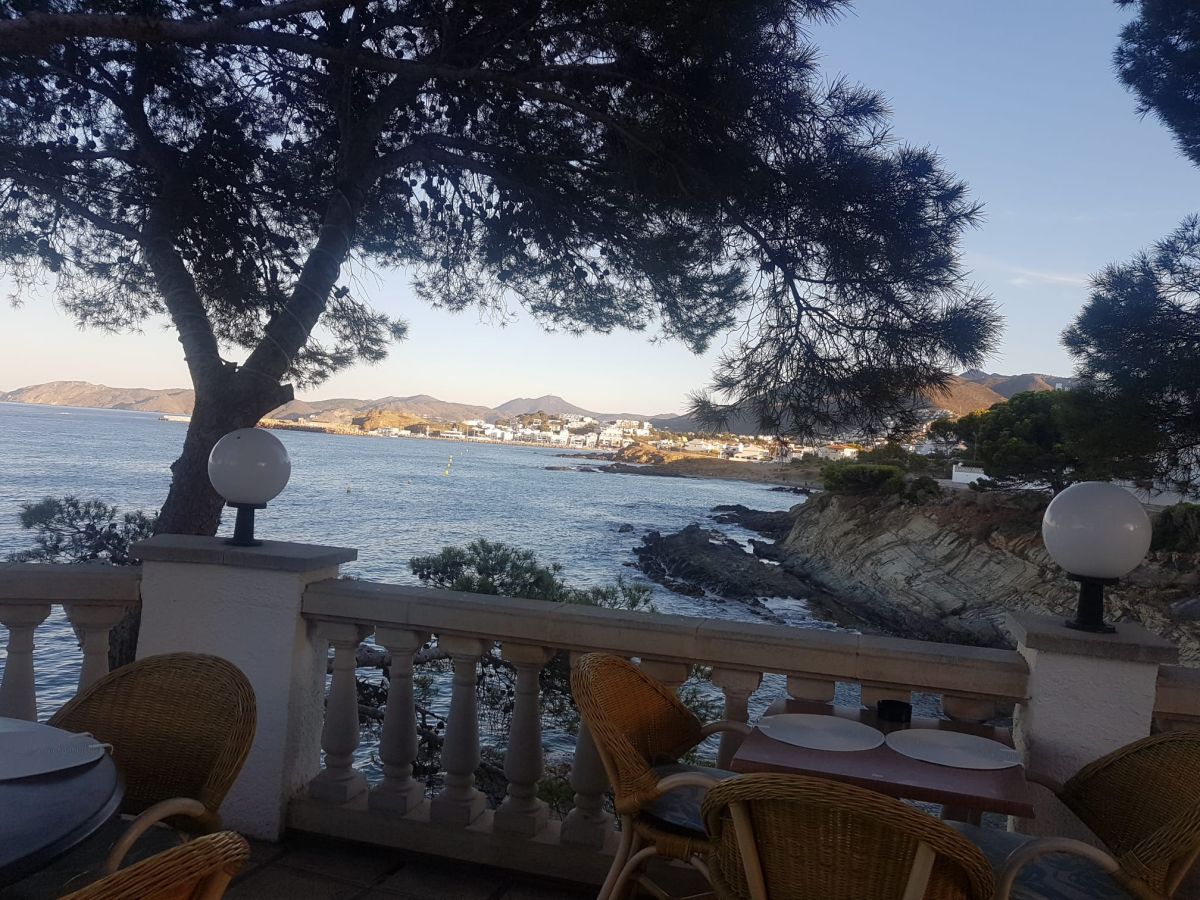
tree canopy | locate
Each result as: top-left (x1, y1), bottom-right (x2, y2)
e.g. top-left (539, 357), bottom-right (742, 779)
top-left (0, 0), bottom-right (998, 533)
top-left (1063, 0), bottom-right (1200, 495)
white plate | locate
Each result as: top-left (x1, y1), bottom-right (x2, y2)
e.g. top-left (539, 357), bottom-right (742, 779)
top-left (757, 714), bottom-right (885, 752)
top-left (886, 728), bottom-right (1020, 770)
top-left (0, 728), bottom-right (107, 780)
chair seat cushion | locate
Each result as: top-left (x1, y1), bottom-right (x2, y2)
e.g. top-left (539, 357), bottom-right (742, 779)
top-left (643, 763), bottom-right (736, 834)
top-left (950, 822), bottom-right (1133, 900)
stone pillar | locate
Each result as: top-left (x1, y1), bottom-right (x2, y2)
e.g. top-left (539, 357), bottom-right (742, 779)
top-left (494, 643), bottom-right (553, 836)
top-left (0, 604), bottom-right (50, 721)
top-left (562, 653), bottom-right (614, 848)
top-left (308, 622), bottom-right (371, 803)
top-left (712, 668), bottom-right (762, 769)
top-left (370, 627), bottom-right (430, 815)
top-left (133, 535), bottom-right (357, 839)
top-left (64, 603), bottom-right (132, 693)
top-left (1007, 612), bottom-right (1177, 839)
top-left (430, 635), bottom-right (487, 827)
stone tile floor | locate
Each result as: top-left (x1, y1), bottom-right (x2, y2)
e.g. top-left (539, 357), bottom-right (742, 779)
top-left (226, 833), bottom-right (595, 900)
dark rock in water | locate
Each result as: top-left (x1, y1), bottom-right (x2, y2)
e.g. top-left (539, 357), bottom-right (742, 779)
top-left (751, 538), bottom-right (784, 562)
top-left (617, 523), bottom-right (635, 533)
top-left (710, 504), bottom-right (797, 540)
top-left (544, 465), bottom-right (575, 471)
top-left (635, 524), bottom-right (806, 602)
top-left (770, 485), bottom-right (814, 495)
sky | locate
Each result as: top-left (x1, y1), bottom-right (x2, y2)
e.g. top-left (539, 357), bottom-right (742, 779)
top-left (1, 0), bottom-right (1197, 415)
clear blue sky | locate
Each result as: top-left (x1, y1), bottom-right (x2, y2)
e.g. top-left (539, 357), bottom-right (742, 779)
top-left (1, 0), bottom-right (1195, 414)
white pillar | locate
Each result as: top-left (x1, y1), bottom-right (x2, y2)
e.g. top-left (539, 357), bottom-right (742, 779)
top-left (430, 635), bottom-right (487, 827)
top-left (64, 603), bottom-right (132, 693)
top-left (561, 653), bottom-right (614, 848)
top-left (309, 622), bottom-right (371, 803)
top-left (712, 668), bottom-right (761, 769)
top-left (0, 604), bottom-right (50, 721)
top-left (1007, 612), bottom-right (1177, 839)
top-left (494, 643), bottom-right (553, 836)
top-left (132, 535), bottom-right (357, 839)
top-left (370, 627), bottom-right (429, 815)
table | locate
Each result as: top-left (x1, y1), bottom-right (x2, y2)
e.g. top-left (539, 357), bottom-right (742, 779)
top-left (730, 699), bottom-right (1034, 821)
top-left (0, 718), bottom-right (125, 887)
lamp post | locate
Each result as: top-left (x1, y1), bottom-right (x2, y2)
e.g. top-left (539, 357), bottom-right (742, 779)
top-left (208, 428), bottom-right (292, 547)
top-left (1041, 481), bottom-right (1152, 633)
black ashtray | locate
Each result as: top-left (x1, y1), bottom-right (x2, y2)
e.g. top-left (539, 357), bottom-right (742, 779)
top-left (876, 699), bottom-right (913, 723)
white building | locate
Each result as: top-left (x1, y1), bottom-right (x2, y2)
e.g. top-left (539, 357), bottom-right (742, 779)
top-left (683, 439), bottom-right (718, 455)
top-left (817, 444), bottom-right (859, 460)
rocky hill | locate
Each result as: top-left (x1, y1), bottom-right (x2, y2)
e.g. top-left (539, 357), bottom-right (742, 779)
top-left (0, 381), bottom-right (196, 415)
top-left (778, 491), bottom-right (1200, 662)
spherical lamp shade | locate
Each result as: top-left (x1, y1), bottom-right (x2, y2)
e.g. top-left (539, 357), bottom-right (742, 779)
top-left (208, 428), bottom-right (291, 506)
top-left (1042, 481), bottom-right (1152, 580)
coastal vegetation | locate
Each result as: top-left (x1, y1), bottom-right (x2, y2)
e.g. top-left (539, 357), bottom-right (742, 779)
top-left (1, 0), bottom-right (997, 541)
top-left (6, 497), bottom-right (155, 566)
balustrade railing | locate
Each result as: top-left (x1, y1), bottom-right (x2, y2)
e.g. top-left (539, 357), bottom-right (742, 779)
top-left (0, 563), bottom-right (141, 721)
top-left (1155, 664), bottom-right (1200, 731)
top-left (290, 577), bottom-right (1032, 881)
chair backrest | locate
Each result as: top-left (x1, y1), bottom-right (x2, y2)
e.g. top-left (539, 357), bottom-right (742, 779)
top-left (61, 830), bottom-right (249, 900)
top-left (570, 653), bottom-right (702, 815)
top-left (1060, 730), bottom-right (1200, 897)
top-left (701, 773), bottom-right (995, 900)
top-left (49, 653), bottom-right (256, 830)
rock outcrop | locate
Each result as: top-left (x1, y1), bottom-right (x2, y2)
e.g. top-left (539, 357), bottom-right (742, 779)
top-left (779, 492), bottom-right (1200, 662)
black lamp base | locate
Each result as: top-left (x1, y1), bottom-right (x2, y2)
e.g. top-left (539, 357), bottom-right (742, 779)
top-left (1064, 574), bottom-right (1118, 633)
top-left (226, 502), bottom-right (267, 547)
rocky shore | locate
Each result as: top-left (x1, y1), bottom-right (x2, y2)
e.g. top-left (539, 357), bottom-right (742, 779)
top-left (632, 491), bottom-right (1200, 663)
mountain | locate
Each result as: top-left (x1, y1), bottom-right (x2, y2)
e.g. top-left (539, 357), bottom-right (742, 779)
top-left (363, 394), bottom-right (500, 423)
top-left (957, 369), bottom-right (1080, 398)
top-left (0, 381), bottom-right (196, 415)
top-left (493, 395), bottom-right (596, 417)
top-left (927, 377), bottom-right (1007, 417)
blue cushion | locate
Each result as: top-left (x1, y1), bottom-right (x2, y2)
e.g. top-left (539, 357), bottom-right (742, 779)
top-left (642, 763), bottom-right (736, 834)
top-left (951, 822), bottom-right (1132, 900)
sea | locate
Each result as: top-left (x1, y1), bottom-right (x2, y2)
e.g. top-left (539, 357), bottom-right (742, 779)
top-left (0, 401), bottom-right (838, 757)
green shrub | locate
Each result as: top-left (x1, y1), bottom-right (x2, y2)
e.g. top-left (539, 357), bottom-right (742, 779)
top-left (1152, 504), bottom-right (1200, 553)
top-left (821, 462), bottom-right (905, 495)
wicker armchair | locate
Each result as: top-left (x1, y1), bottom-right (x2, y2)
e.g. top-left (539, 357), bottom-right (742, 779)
top-left (982, 730), bottom-right (1200, 900)
top-left (571, 653), bottom-right (751, 900)
top-left (49, 653), bottom-right (256, 874)
top-left (700, 773), bottom-right (995, 900)
top-left (60, 831), bottom-right (249, 900)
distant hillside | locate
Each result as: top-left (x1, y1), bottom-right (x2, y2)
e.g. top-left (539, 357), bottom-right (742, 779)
top-left (0, 381), bottom-right (196, 415)
top-left (958, 369), bottom-right (1079, 398)
top-left (928, 377), bottom-right (1007, 417)
top-left (492, 394), bottom-right (650, 421)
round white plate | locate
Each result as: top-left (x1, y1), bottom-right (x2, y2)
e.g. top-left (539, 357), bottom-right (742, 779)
top-left (885, 728), bottom-right (1020, 770)
top-left (0, 727), bottom-right (107, 780)
top-left (757, 714), bottom-right (885, 752)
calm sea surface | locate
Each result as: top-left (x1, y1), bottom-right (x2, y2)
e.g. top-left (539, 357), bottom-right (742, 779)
top-left (0, 401), bottom-right (827, 726)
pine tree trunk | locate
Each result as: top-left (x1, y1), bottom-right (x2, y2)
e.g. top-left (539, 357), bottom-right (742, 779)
top-left (109, 375), bottom-right (294, 668)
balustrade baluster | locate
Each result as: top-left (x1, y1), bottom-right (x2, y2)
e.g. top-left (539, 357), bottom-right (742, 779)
top-left (309, 622), bottom-right (371, 803)
top-left (712, 668), bottom-right (762, 769)
top-left (0, 604), bottom-right (51, 721)
top-left (64, 603), bottom-right (131, 694)
top-left (370, 627), bottom-right (429, 815)
top-left (861, 685), bottom-right (912, 709)
top-left (494, 643), bottom-right (553, 836)
top-left (638, 658), bottom-right (689, 691)
top-left (942, 695), bottom-right (997, 723)
top-left (786, 675), bottom-right (836, 703)
top-left (430, 635), bottom-right (487, 826)
top-left (562, 652), bottom-right (613, 848)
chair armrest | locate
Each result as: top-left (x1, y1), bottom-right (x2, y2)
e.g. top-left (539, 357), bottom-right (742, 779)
top-left (700, 720), bottom-right (751, 738)
top-left (1024, 770), bottom-right (1066, 795)
top-left (994, 837), bottom-right (1122, 900)
top-left (654, 771), bottom-right (726, 795)
top-left (103, 798), bottom-right (209, 874)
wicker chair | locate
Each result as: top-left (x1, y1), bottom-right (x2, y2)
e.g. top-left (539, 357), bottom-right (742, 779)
top-left (49, 653), bottom-right (256, 874)
top-left (968, 730), bottom-right (1200, 900)
top-left (60, 831), bottom-right (249, 900)
top-left (571, 653), bottom-right (751, 900)
top-left (700, 773), bottom-right (995, 900)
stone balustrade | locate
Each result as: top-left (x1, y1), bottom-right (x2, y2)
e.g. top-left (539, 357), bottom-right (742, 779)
top-left (4, 541), bottom-right (1200, 888)
top-left (288, 577), bottom-right (1031, 882)
top-left (0, 563), bottom-right (140, 720)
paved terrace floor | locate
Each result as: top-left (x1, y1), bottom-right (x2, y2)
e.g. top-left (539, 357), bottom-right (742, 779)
top-left (227, 833), bottom-right (596, 900)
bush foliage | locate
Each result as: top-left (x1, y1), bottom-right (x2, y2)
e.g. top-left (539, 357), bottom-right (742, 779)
top-left (821, 462), bottom-right (905, 496)
top-left (8, 496), bottom-right (156, 564)
top-left (1152, 504), bottom-right (1200, 553)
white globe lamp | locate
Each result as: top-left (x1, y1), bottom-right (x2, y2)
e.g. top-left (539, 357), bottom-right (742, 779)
top-left (1042, 481), bottom-right (1152, 633)
top-left (208, 428), bottom-right (292, 546)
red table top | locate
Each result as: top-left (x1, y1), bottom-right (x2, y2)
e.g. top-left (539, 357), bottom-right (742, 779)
top-left (730, 698), bottom-right (1035, 819)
